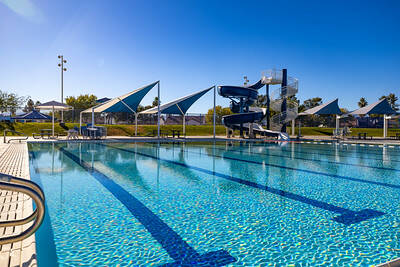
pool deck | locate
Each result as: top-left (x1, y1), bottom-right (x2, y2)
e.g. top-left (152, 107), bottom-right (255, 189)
top-left (12, 135), bottom-right (400, 146)
top-left (0, 142), bottom-right (36, 267)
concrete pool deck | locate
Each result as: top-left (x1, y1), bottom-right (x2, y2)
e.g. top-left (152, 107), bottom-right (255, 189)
top-left (10, 134), bottom-right (399, 146)
top-left (0, 142), bottom-right (36, 267)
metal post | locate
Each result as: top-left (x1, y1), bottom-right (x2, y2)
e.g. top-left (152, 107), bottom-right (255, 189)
top-left (213, 85), bottom-right (216, 139)
top-left (79, 111), bottom-right (82, 134)
top-left (266, 84), bottom-right (270, 130)
top-left (91, 107), bottom-right (95, 126)
top-left (183, 114), bottom-right (186, 136)
top-left (61, 57), bottom-right (64, 122)
top-left (157, 81), bottom-right (160, 139)
top-left (58, 55), bottom-right (67, 122)
top-left (291, 119), bottom-right (295, 136)
top-left (383, 114), bottom-right (387, 138)
top-left (135, 112), bottom-right (138, 136)
top-left (336, 115), bottom-right (340, 136)
top-left (281, 69), bottom-right (288, 133)
top-left (52, 105), bottom-right (55, 138)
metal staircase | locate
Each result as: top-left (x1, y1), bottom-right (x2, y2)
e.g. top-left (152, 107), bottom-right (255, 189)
top-left (0, 173), bottom-right (45, 245)
top-left (261, 69), bottom-right (299, 132)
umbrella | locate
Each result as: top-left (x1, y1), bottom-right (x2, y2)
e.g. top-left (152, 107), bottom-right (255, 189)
top-left (36, 101), bottom-right (72, 137)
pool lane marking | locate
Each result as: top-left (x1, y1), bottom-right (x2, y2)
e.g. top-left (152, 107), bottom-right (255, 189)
top-left (237, 143), bottom-right (400, 163)
top-left (103, 144), bottom-right (385, 226)
top-left (59, 147), bottom-right (236, 266)
top-left (258, 143), bottom-right (400, 159)
top-left (151, 144), bottom-right (400, 191)
top-left (198, 144), bottom-right (400, 173)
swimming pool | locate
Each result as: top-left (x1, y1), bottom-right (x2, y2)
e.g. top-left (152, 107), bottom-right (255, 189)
top-left (28, 141), bottom-right (400, 266)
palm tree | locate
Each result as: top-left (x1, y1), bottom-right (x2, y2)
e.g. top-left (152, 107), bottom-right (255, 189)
top-left (380, 93), bottom-right (399, 111)
top-left (358, 97), bottom-right (368, 108)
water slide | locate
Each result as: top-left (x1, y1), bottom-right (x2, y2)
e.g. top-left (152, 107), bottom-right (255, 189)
top-left (218, 79), bottom-right (290, 140)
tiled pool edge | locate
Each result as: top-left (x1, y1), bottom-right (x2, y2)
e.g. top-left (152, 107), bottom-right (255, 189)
top-left (0, 143), bottom-right (37, 267)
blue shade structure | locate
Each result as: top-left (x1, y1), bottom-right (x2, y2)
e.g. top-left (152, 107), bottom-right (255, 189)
top-left (140, 86), bottom-right (214, 135)
top-left (13, 110), bottom-right (52, 121)
top-left (299, 98), bottom-right (342, 116)
top-left (297, 99), bottom-right (342, 137)
top-left (349, 99), bottom-right (395, 116)
top-left (80, 81), bottom-right (158, 135)
top-left (350, 98), bottom-right (396, 138)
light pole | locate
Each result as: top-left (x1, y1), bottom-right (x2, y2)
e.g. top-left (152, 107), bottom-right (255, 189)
top-left (243, 76), bottom-right (249, 86)
top-left (58, 55), bottom-right (67, 122)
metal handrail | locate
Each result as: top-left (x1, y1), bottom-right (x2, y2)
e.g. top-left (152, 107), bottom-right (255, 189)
top-left (3, 130), bottom-right (28, 143)
top-left (0, 174), bottom-right (45, 245)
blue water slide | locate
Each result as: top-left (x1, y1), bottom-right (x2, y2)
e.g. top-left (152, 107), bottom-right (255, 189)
top-left (217, 80), bottom-right (264, 129)
top-left (218, 79), bottom-right (287, 139)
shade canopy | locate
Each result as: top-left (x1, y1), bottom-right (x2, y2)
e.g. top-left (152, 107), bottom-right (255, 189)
top-left (140, 86), bottom-right (213, 115)
top-left (299, 98), bottom-right (342, 116)
top-left (350, 98), bottom-right (395, 115)
top-left (36, 101), bottom-right (72, 110)
top-left (81, 81), bottom-right (158, 114)
top-left (13, 110), bottom-right (52, 120)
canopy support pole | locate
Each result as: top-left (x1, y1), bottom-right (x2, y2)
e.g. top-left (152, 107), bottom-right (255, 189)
top-left (176, 104), bottom-right (186, 137)
top-left (79, 112), bottom-right (83, 134)
top-left (118, 97), bottom-right (138, 136)
top-left (298, 120), bottom-right (301, 138)
top-left (157, 81), bottom-right (160, 139)
top-left (135, 113), bottom-right (138, 136)
top-left (91, 107), bottom-right (95, 126)
top-left (336, 115), bottom-right (340, 136)
top-left (52, 105), bottom-right (55, 138)
top-left (213, 85), bottom-right (216, 139)
top-left (384, 114), bottom-right (389, 138)
top-left (291, 119), bottom-right (295, 136)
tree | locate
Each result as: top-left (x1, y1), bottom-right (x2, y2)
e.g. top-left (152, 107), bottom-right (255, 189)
top-left (205, 105), bottom-right (232, 124)
top-left (152, 97), bottom-right (159, 107)
top-left (0, 90), bottom-right (26, 115)
top-left (65, 94), bottom-right (97, 110)
top-left (358, 97), bottom-right (368, 108)
top-left (380, 93), bottom-right (399, 111)
top-left (303, 97), bottom-right (322, 110)
top-left (23, 99), bottom-right (35, 112)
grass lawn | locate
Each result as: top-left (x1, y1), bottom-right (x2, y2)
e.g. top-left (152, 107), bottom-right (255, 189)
top-left (1, 122), bottom-right (399, 137)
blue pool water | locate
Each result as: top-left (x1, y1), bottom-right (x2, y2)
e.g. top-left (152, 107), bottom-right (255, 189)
top-left (28, 141), bottom-right (400, 266)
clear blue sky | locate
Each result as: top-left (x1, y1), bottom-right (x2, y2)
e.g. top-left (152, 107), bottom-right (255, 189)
top-left (1, 0), bottom-right (399, 113)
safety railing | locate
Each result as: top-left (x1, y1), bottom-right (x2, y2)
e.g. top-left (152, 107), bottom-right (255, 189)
top-left (3, 130), bottom-right (28, 143)
top-left (0, 173), bottom-right (45, 245)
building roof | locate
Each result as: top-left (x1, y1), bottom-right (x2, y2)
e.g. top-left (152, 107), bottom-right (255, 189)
top-left (350, 98), bottom-right (395, 115)
top-left (13, 110), bottom-right (52, 120)
top-left (299, 98), bottom-right (342, 116)
top-left (81, 81), bottom-right (158, 114)
top-left (140, 87), bottom-right (213, 115)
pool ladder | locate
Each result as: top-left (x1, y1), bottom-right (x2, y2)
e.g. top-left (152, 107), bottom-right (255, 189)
top-left (0, 173), bottom-right (45, 245)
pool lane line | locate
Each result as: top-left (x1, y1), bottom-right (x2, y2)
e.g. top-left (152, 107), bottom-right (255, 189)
top-left (28, 149), bottom-right (60, 267)
top-left (102, 144), bottom-right (385, 226)
top-left (147, 144), bottom-right (400, 191)
top-left (256, 142), bottom-right (400, 159)
top-left (58, 147), bottom-right (236, 266)
top-left (189, 144), bottom-right (400, 173)
top-left (230, 143), bottom-right (400, 163)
